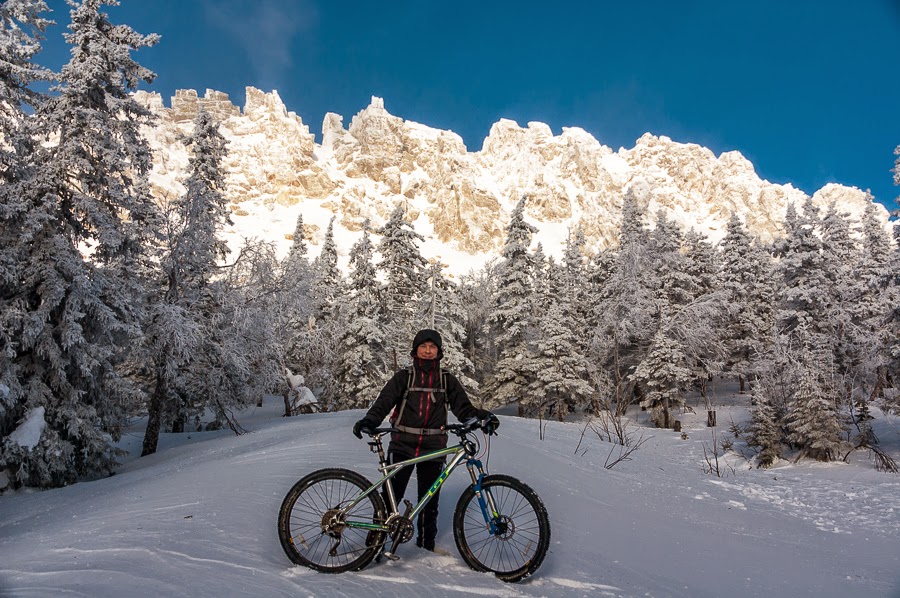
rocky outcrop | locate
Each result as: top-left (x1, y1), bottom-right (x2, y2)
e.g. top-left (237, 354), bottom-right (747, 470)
top-left (136, 89), bottom-right (892, 263)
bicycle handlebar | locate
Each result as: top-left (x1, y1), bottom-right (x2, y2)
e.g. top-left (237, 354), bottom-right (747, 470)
top-left (363, 417), bottom-right (491, 439)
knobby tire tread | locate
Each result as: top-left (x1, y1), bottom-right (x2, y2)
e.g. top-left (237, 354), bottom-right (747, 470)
top-left (452, 474), bottom-right (550, 582)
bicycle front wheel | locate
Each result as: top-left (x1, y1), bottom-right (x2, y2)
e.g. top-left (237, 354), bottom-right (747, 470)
top-left (278, 467), bottom-right (386, 573)
top-left (453, 474), bottom-right (550, 582)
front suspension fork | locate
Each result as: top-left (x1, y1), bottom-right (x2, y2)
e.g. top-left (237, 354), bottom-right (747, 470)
top-left (466, 460), bottom-right (502, 535)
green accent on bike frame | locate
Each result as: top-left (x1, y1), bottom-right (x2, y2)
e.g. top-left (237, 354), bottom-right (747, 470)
top-left (342, 443), bottom-right (475, 532)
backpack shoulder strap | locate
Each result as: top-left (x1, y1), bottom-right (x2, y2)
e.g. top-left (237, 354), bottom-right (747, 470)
top-left (391, 365), bottom-right (415, 424)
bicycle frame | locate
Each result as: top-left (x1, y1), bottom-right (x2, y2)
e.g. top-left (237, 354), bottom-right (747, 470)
top-left (340, 431), bottom-right (501, 536)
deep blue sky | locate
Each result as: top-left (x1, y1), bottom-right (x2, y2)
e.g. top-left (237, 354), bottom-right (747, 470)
top-left (39, 0), bottom-right (900, 213)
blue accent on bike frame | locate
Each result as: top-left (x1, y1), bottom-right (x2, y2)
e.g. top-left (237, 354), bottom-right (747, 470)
top-left (469, 458), bottom-right (501, 535)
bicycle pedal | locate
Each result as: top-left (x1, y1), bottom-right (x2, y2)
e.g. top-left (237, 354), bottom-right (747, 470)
top-left (382, 551), bottom-right (400, 561)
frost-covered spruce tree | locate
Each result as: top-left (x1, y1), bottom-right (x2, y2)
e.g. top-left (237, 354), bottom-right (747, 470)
top-left (776, 198), bottom-right (830, 338)
top-left (377, 203), bottom-right (426, 363)
top-left (718, 214), bottom-right (776, 391)
top-left (583, 246), bottom-right (616, 331)
top-left (677, 228), bottom-right (728, 400)
top-left (856, 199), bottom-right (895, 399)
top-left (631, 324), bottom-right (693, 428)
top-left (454, 265), bottom-right (496, 385)
top-left (275, 212), bottom-right (315, 378)
top-left (525, 300), bottom-right (594, 420)
top-left (887, 223), bottom-right (900, 409)
top-left (0, 0), bottom-right (51, 165)
top-left (334, 222), bottom-right (389, 409)
top-left (192, 240), bottom-right (281, 428)
top-left (302, 216), bottom-right (344, 408)
top-left (529, 242), bottom-right (551, 322)
top-left (746, 390), bottom-right (783, 468)
top-left (140, 108), bottom-right (230, 456)
top-left (784, 344), bottom-right (847, 462)
top-left (0, 0), bottom-right (51, 425)
top-left (418, 261), bottom-right (479, 393)
top-left (312, 216), bottom-right (343, 323)
top-left (820, 203), bottom-right (866, 395)
top-left (562, 226), bottom-right (591, 330)
top-left (682, 228), bottom-right (719, 301)
top-left (0, 0), bottom-right (159, 488)
top-left (648, 210), bottom-right (691, 310)
top-left (483, 196), bottom-right (538, 411)
top-left (592, 187), bottom-right (660, 413)
top-left (0, 0), bottom-right (54, 488)
top-left (283, 212), bottom-right (309, 279)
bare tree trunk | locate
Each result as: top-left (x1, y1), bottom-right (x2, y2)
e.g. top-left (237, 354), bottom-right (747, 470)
top-left (141, 365), bottom-right (167, 457)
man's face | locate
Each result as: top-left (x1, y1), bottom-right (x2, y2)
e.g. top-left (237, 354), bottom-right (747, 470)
top-left (416, 341), bottom-right (439, 360)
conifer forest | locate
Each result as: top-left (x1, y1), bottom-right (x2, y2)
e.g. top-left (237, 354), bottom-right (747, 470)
top-left (1, 0), bottom-right (899, 490)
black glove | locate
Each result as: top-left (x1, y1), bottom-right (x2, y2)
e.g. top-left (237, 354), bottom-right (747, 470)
top-left (353, 419), bottom-right (374, 439)
top-left (481, 412), bottom-right (500, 435)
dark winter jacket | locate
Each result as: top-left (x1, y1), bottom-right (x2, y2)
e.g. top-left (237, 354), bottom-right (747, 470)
top-left (360, 360), bottom-right (484, 457)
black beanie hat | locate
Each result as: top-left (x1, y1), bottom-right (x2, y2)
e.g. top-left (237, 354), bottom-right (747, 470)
top-left (411, 329), bottom-right (443, 359)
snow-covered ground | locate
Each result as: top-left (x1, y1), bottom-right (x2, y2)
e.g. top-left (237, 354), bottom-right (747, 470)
top-left (1, 390), bottom-right (898, 598)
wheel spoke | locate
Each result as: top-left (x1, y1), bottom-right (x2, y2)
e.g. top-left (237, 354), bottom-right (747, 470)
top-left (279, 469), bottom-right (386, 573)
top-left (454, 476), bottom-right (550, 581)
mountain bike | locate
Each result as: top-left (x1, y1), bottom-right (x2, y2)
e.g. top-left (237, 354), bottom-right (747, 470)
top-left (277, 418), bottom-right (550, 582)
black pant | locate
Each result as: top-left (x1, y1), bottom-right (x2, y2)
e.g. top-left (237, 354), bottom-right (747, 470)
top-left (383, 451), bottom-right (444, 550)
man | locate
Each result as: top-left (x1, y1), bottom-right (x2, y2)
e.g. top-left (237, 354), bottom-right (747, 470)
top-left (352, 329), bottom-right (498, 552)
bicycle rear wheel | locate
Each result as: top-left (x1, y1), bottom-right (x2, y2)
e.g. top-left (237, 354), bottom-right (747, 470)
top-left (453, 474), bottom-right (550, 582)
top-left (278, 467), bottom-right (386, 573)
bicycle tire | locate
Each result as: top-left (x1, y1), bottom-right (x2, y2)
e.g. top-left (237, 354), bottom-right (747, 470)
top-left (278, 467), bottom-right (387, 573)
top-left (452, 474), bottom-right (550, 582)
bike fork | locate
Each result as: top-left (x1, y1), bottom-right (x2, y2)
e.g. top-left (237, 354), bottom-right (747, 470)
top-left (466, 461), bottom-right (502, 535)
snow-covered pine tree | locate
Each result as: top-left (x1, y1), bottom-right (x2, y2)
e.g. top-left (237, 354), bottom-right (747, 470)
top-left (776, 198), bottom-right (830, 338)
top-left (377, 203), bottom-right (426, 363)
top-left (311, 216), bottom-right (343, 323)
top-left (887, 223), bottom-right (900, 410)
top-left (855, 199), bottom-right (895, 406)
top-left (483, 196), bottom-right (538, 412)
top-left (418, 261), bottom-right (479, 393)
top-left (454, 265), bottom-right (497, 386)
top-left (525, 300), bottom-right (594, 421)
top-left (819, 202), bottom-right (866, 404)
top-left (718, 214), bottom-right (776, 391)
top-left (0, 0), bottom-right (160, 488)
top-left (303, 216), bottom-right (344, 409)
top-left (0, 0), bottom-right (51, 166)
top-left (0, 0), bottom-right (52, 429)
top-left (583, 246), bottom-right (616, 332)
top-left (275, 211), bottom-right (315, 383)
top-left (631, 324), bottom-right (693, 428)
top-left (682, 228), bottom-right (719, 301)
top-left (746, 390), bottom-right (783, 468)
top-left (334, 222), bottom-right (389, 409)
top-left (191, 240), bottom-right (281, 428)
top-left (592, 188), bottom-right (660, 414)
top-left (784, 342), bottom-right (847, 462)
top-left (140, 108), bottom-right (230, 456)
top-left (648, 210), bottom-right (691, 310)
top-left (529, 242), bottom-right (551, 323)
top-left (562, 226), bottom-right (591, 329)
top-left (677, 228), bottom-right (727, 402)
top-left (0, 0), bottom-right (54, 488)
top-left (288, 212), bottom-right (308, 259)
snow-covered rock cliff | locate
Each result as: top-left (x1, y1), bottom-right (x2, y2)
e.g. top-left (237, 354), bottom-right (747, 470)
top-left (134, 88), bottom-right (890, 273)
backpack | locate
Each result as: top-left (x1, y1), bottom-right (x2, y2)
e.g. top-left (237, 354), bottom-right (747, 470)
top-left (390, 364), bottom-right (449, 436)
